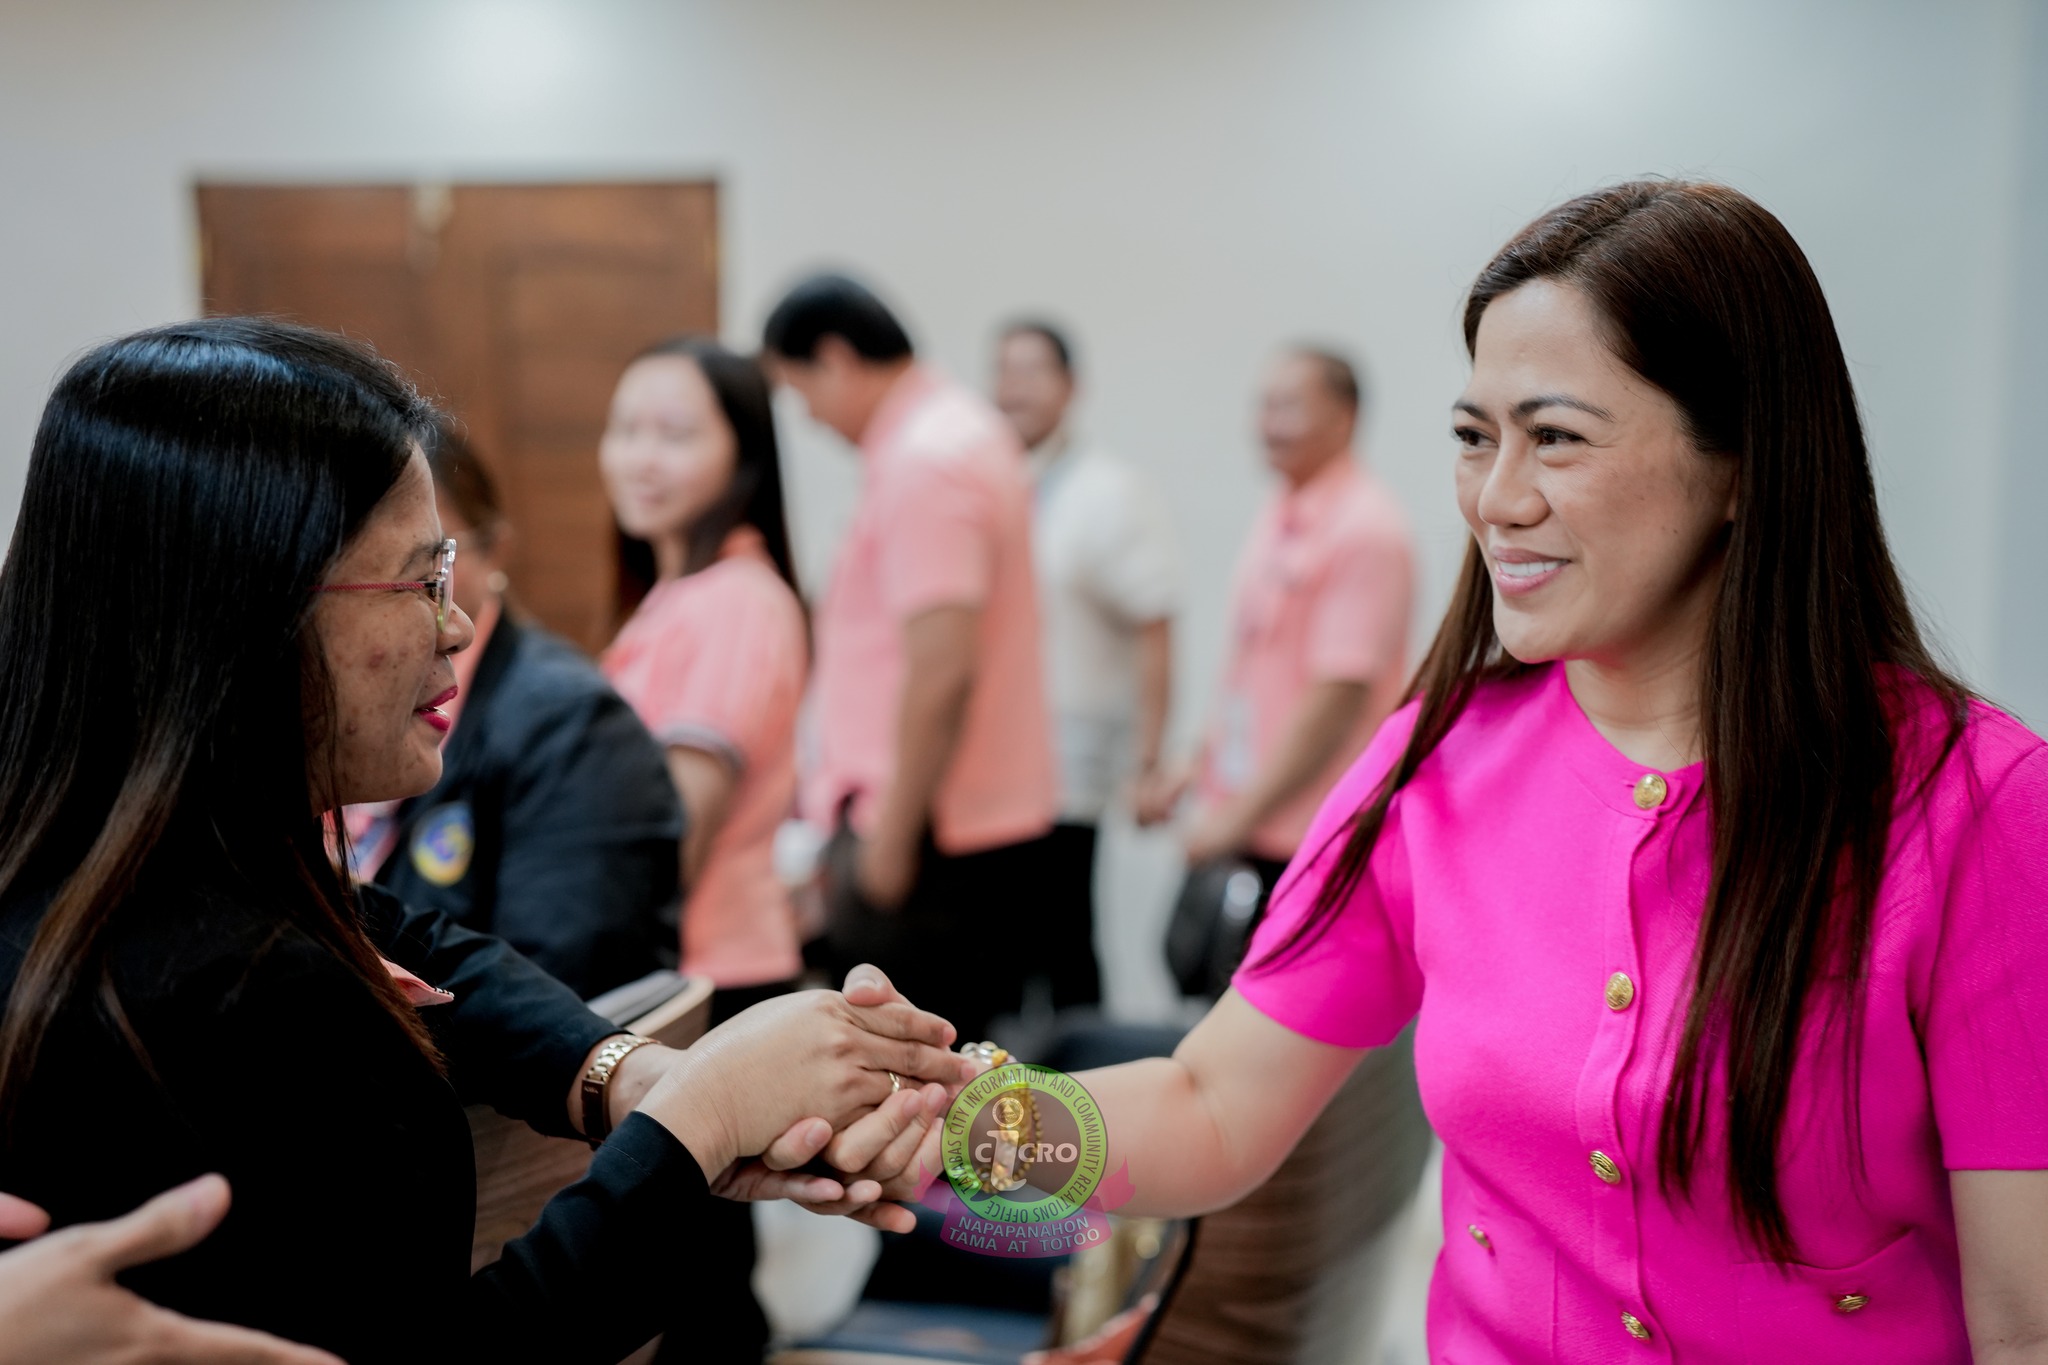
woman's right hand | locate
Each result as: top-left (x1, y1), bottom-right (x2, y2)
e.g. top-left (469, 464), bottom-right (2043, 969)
top-left (633, 964), bottom-right (972, 1181)
top-left (1132, 761), bottom-right (1192, 827)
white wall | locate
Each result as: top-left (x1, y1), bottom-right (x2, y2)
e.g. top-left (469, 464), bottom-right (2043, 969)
top-left (1998, 2), bottom-right (2048, 730)
top-left (0, 2), bottom-right (2040, 1002)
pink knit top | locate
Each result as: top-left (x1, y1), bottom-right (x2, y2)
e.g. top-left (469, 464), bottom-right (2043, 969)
top-left (1236, 662), bottom-right (2048, 1362)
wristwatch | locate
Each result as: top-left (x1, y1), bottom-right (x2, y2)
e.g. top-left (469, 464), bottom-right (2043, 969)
top-left (580, 1033), bottom-right (660, 1147)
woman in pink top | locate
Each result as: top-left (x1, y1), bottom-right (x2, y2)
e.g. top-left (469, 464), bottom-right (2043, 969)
top-left (599, 337), bottom-right (809, 1018)
top-left (839, 183), bottom-right (2048, 1361)
top-left (599, 336), bottom-right (811, 1365)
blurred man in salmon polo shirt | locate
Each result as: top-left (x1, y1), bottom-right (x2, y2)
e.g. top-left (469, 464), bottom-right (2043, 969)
top-left (1140, 347), bottom-right (1413, 905)
top-left (763, 274), bottom-right (1056, 1043)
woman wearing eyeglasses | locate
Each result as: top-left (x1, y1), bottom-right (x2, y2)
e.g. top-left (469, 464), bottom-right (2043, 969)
top-left (0, 318), bottom-right (966, 1364)
top-left (346, 419), bottom-right (686, 1001)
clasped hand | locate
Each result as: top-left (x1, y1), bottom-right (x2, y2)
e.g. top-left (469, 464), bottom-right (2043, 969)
top-left (624, 964), bottom-right (976, 1230)
top-left (697, 965), bottom-right (993, 1235)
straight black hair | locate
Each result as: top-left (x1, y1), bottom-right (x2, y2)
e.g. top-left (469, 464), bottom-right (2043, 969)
top-left (1252, 181), bottom-right (1968, 1260)
top-left (761, 273), bottom-right (914, 363)
top-left (613, 336), bottom-right (802, 618)
top-left (0, 317), bottom-right (446, 1125)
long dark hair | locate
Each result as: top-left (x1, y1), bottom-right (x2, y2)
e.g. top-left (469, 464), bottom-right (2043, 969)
top-left (1257, 181), bottom-right (1968, 1259)
top-left (0, 317), bottom-right (446, 1125)
top-left (613, 337), bottom-right (801, 617)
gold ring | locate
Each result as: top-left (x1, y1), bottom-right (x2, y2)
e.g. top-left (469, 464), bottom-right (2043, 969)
top-left (887, 1071), bottom-right (902, 1094)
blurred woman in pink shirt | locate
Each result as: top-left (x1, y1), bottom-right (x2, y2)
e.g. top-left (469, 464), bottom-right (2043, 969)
top-left (598, 336), bottom-right (810, 1365)
top-left (599, 337), bottom-right (809, 1023)
top-left (835, 183), bottom-right (2048, 1362)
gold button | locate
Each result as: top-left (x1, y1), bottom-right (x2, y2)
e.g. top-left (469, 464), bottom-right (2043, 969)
top-left (1633, 773), bottom-right (1669, 809)
top-left (1834, 1293), bottom-right (1869, 1314)
top-left (1589, 1150), bottom-right (1622, 1184)
top-left (1605, 972), bottom-right (1635, 1010)
top-left (1621, 1310), bottom-right (1652, 1341)
top-left (1467, 1223), bottom-right (1492, 1250)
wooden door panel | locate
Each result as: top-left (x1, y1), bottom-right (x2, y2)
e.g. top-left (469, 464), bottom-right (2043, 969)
top-left (198, 185), bottom-right (415, 258)
top-left (502, 258), bottom-right (697, 350)
top-left (253, 265), bottom-right (434, 372)
top-left (195, 186), bottom-right (435, 382)
top-left (198, 181), bottom-right (719, 654)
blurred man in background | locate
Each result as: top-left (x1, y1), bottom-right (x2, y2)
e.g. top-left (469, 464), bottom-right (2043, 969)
top-left (1142, 347), bottom-right (1412, 899)
top-left (765, 274), bottom-right (1056, 1042)
top-left (992, 319), bottom-right (1178, 1011)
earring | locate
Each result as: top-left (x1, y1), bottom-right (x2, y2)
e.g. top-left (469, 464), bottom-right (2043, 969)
top-left (486, 570), bottom-right (510, 596)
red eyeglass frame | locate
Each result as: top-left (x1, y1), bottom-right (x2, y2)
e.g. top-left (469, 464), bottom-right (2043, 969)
top-left (313, 538), bottom-right (457, 628)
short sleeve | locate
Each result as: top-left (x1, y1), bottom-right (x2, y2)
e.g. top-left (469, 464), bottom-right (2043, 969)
top-left (1231, 704), bottom-right (1424, 1049)
top-left (1082, 465), bottom-right (1179, 623)
top-left (1925, 742), bottom-right (2048, 1169)
top-left (876, 453), bottom-right (994, 618)
top-left (1304, 516), bottom-right (1412, 684)
top-left (640, 574), bottom-right (805, 770)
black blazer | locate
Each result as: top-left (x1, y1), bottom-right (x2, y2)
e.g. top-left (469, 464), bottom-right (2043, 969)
top-left (372, 611), bottom-right (684, 999)
top-left (0, 872), bottom-right (710, 1364)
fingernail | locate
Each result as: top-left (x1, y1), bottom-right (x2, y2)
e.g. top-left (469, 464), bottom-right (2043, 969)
top-left (846, 968), bottom-right (881, 992)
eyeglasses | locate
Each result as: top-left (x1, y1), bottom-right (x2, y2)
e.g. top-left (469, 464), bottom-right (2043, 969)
top-left (313, 538), bottom-right (457, 628)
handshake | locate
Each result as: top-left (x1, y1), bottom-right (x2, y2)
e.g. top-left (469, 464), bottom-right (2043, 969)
top-left (629, 962), bottom-right (984, 1233)
top-left (0, 964), bottom-right (986, 1365)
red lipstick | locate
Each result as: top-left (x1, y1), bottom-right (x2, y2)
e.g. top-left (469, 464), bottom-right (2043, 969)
top-left (415, 685), bottom-right (458, 735)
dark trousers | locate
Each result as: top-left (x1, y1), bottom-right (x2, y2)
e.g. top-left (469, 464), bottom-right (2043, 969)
top-left (1037, 822), bottom-right (1103, 1010)
top-left (820, 828), bottom-right (1056, 1046)
top-left (650, 979), bottom-right (796, 1365)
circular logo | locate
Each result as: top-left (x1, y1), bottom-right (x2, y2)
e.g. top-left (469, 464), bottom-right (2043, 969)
top-left (941, 1062), bottom-right (1107, 1225)
top-left (409, 802), bottom-right (474, 887)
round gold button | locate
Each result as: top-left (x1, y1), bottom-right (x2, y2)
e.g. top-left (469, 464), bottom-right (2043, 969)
top-left (1834, 1293), bottom-right (1869, 1314)
top-left (1605, 972), bottom-right (1636, 1010)
top-left (1633, 773), bottom-right (1669, 809)
top-left (1467, 1223), bottom-right (1492, 1250)
top-left (1589, 1150), bottom-right (1622, 1184)
top-left (1620, 1310), bottom-right (1652, 1341)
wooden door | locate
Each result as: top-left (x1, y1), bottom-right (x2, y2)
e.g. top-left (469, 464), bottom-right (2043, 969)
top-left (197, 182), bottom-right (719, 653)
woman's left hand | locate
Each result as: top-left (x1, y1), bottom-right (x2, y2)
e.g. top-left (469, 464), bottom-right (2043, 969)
top-left (694, 967), bottom-right (967, 1230)
top-left (763, 1021), bottom-right (999, 1232)
top-left (629, 964), bottom-right (969, 1183)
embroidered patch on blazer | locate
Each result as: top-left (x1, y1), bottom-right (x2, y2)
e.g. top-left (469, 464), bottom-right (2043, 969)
top-left (410, 802), bottom-right (474, 887)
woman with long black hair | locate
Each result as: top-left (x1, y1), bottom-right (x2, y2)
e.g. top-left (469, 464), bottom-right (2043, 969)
top-left (598, 335), bottom-right (812, 1364)
top-left (600, 336), bottom-right (809, 1024)
top-left (840, 182), bottom-right (2048, 1361)
top-left (351, 418), bottom-right (685, 1000)
top-left (0, 318), bottom-right (963, 1363)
